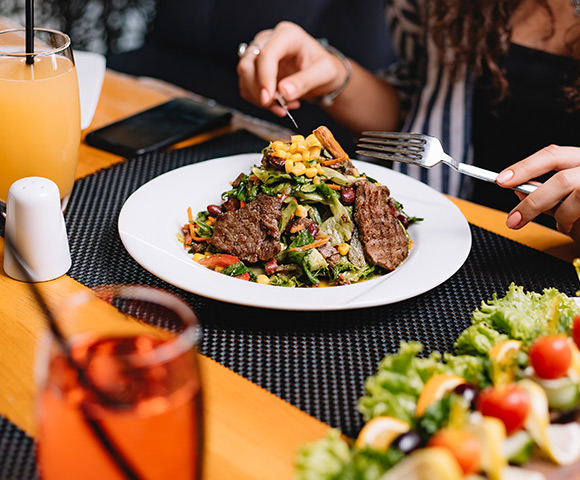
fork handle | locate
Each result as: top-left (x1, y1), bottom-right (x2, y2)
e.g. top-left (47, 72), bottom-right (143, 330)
top-left (457, 163), bottom-right (537, 195)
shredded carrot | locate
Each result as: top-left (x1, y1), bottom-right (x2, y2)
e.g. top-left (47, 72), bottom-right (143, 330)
top-left (326, 183), bottom-right (342, 191)
top-left (288, 237), bottom-right (330, 253)
top-left (187, 207), bottom-right (196, 239)
top-left (321, 156), bottom-right (347, 166)
top-left (240, 200), bottom-right (246, 208)
top-left (248, 174), bottom-right (259, 182)
top-left (187, 207), bottom-right (209, 242)
top-left (289, 223), bottom-right (305, 234)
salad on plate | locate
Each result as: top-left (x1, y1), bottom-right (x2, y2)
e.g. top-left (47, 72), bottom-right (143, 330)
top-left (296, 284), bottom-right (580, 479)
top-left (180, 126), bottom-right (420, 287)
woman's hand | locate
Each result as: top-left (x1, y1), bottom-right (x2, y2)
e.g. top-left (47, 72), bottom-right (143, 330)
top-left (496, 145), bottom-right (580, 242)
top-left (236, 21), bottom-right (349, 118)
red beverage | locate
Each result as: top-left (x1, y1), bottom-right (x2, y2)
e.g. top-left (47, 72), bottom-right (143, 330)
top-left (37, 335), bottom-right (203, 480)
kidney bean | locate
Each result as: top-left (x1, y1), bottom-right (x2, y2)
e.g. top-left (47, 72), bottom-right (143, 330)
top-left (265, 258), bottom-right (278, 275)
top-left (267, 155), bottom-right (286, 170)
top-left (207, 204), bottom-right (223, 217)
top-left (222, 197), bottom-right (240, 211)
top-left (341, 186), bottom-right (355, 205)
top-left (306, 222), bottom-right (319, 237)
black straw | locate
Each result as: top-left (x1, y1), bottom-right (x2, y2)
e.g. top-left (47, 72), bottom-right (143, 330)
top-left (25, 0), bottom-right (34, 65)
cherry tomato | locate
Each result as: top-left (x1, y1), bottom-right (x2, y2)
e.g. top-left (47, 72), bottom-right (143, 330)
top-left (478, 385), bottom-right (529, 435)
top-left (427, 428), bottom-right (481, 475)
top-left (572, 314), bottom-right (580, 350)
top-left (528, 335), bottom-right (572, 379)
top-left (197, 254), bottom-right (241, 269)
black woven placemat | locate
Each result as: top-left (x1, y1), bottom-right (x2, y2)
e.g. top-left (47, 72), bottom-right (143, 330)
top-left (2, 129), bottom-right (580, 478)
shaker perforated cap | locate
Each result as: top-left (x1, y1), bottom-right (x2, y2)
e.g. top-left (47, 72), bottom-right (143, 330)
top-left (3, 177), bottom-right (71, 282)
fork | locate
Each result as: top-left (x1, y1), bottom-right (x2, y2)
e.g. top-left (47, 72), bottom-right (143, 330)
top-left (356, 132), bottom-right (537, 194)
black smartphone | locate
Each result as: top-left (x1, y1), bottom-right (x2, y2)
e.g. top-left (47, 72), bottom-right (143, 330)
top-left (85, 97), bottom-right (232, 157)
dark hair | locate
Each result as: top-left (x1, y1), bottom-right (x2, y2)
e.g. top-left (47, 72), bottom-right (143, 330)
top-left (426, 0), bottom-right (580, 110)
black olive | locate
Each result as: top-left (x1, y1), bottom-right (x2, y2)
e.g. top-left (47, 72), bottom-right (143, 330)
top-left (391, 430), bottom-right (422, 454)
top-left (453, 383), bottom-right (479, 410)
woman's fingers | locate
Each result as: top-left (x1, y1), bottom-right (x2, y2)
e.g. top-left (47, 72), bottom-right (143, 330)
top-left (497, 145), bottom-right (580, 188)
top-left (505, 166), bottom-right (580, 232)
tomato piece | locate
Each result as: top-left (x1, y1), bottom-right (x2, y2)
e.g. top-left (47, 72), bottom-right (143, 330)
top-left (235, 272), bottom-right (250, 281)
top-left (197, 254), bottom-right (241, 269)
top-left (572, 315), bottom-right (580, 351)
top-left (427, 428), bottom-right (481, 475)
top-left (529, 335), bottom-right (572, 379)
top-left (478, 385), bottom-right (529, 435)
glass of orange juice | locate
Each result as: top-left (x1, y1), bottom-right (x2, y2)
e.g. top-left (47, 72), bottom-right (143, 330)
top-left (0, 28), bottom-right (80, 211)
top-left (35, 285), bottom-right (204, 480)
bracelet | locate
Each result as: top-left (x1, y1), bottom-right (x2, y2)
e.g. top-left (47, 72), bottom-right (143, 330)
top-left (316, 39), bottom-right (353, 107)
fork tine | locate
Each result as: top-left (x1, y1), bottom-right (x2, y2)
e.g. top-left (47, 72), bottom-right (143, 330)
top-left (357, 142), bottom-right (424, 160)
top-left (358, 137), bottom-right (425, 152)
top-left (361, 131), bottom-right (427, 143)
top-left (356, 150), bottom-right (418, 164)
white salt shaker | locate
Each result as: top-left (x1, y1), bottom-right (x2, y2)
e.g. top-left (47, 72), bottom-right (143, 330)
top-left (3, 177), bottom-right (71, 282)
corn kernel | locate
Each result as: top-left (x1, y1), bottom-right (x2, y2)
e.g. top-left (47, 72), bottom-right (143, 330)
top-left (305, 167), bottom-right (317, 178)
top-left (291, 153), bottom-right (303, 163)
top-left (313, 175), bottom-right (321, 185)
top-left (257, 274), bottom-right (270, 285)
top-left (271, 140), bottom-right (285, 150)
top-left (309, 146), bottom-right (321, 158)
top-left (205, 217), bottom-right (215, 225)
top-left (337, 243), bottom-right (350, 256)
top-left (285, 159), bottom-right (295, 173)
top-left (275, 149), bottom-right (288, 159)
top-left (193, 253), bottom-right (205, 262)
top-left (215, 266), bottom-right (224, 273)
top-left (295, 204), bottom-right (308, 217)
top-left (305, 133), bottom-right (321, 147)
top-left (289, 143), bottom-right (298, 154)
top-left (317, 164), bottom-right (325, 175)
top-left (291, 134), bottom-right (305, 143)
top-left (296, 140), bottom-right (308, 153)
top-left (301, 150), bottom-right (311, 161)
top-left (292, 162), bottom-right (307, 176)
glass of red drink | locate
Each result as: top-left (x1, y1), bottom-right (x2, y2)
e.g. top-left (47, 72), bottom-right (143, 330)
top-left (35, 285), bottom-right (203, 480)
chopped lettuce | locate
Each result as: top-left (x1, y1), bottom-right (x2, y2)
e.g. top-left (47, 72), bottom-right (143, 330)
top-left (459, 283), bottom-right (579, 348)
top-left (295, 429), bottom-right (404, 480)
top-left (357, 342), bottom-right (489, 424)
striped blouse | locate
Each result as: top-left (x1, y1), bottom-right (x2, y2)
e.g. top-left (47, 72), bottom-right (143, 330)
top-left (380, 0), bottom-right (475, 199)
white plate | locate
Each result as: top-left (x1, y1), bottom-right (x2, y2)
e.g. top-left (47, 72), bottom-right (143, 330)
top-left (75, 50), bottom-right (106, 130)
top-left (118, 153), bottom-right (472, 311)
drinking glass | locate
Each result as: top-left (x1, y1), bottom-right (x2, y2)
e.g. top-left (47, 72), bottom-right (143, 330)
top-left (0, 28), bottom-right (81, 211)
top-left (35, 285), bottom-right (204, 480)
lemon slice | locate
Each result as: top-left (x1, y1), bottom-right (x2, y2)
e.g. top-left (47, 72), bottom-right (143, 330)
top-left (517, 378), bottom-right (580, 465)
top-left (380, 446), bottom-right (463, 480)
top-left (489, 340), bottom-right (522, 386)
top-left (500, 465), bottom-right (546, 480)
top-left (355, 416), bottom-right (410, 450)
top-left (466, 413), bottom-right (507, 480)
top-left (566, 337), bottom-right (580, 383)
top-left (415, 374), bottom-right (466, 417)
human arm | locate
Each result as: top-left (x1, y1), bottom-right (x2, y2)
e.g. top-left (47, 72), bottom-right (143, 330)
top-left (496, 145), bottom-right (580, 243)
top-left (236, 21), bottom-right (401, 133)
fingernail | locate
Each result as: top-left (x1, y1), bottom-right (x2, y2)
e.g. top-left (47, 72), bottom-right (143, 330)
top-left (506, 210), bottom-right (523, 229)
top-left (260, 88), bottom-right (271, 105)
top-left (496, 169), bottom-right (514, 184)
top-left (280, 83), bottom-right (296, 100)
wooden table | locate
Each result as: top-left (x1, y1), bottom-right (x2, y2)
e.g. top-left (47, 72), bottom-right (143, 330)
top-left (1, 68), bottom-right (579, 479)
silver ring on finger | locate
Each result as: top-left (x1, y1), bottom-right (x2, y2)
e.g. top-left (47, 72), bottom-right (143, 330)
top-left (238, 42), bottom-right (262, 58)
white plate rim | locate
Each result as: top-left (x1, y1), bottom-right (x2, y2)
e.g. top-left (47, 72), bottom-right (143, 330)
top-left (118, 153), bottom-right (472, 311)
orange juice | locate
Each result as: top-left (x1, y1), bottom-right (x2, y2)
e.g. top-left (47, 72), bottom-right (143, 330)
top-left (37, 335), bottom-right (203, 480)
top-left (0, 55), bottom-right (80, 204)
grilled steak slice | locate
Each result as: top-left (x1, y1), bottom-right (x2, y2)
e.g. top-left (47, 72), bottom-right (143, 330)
top-left (353, 179), bottom-right (408, 270)
top-left (210, 193), bottom-right (282, 263)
